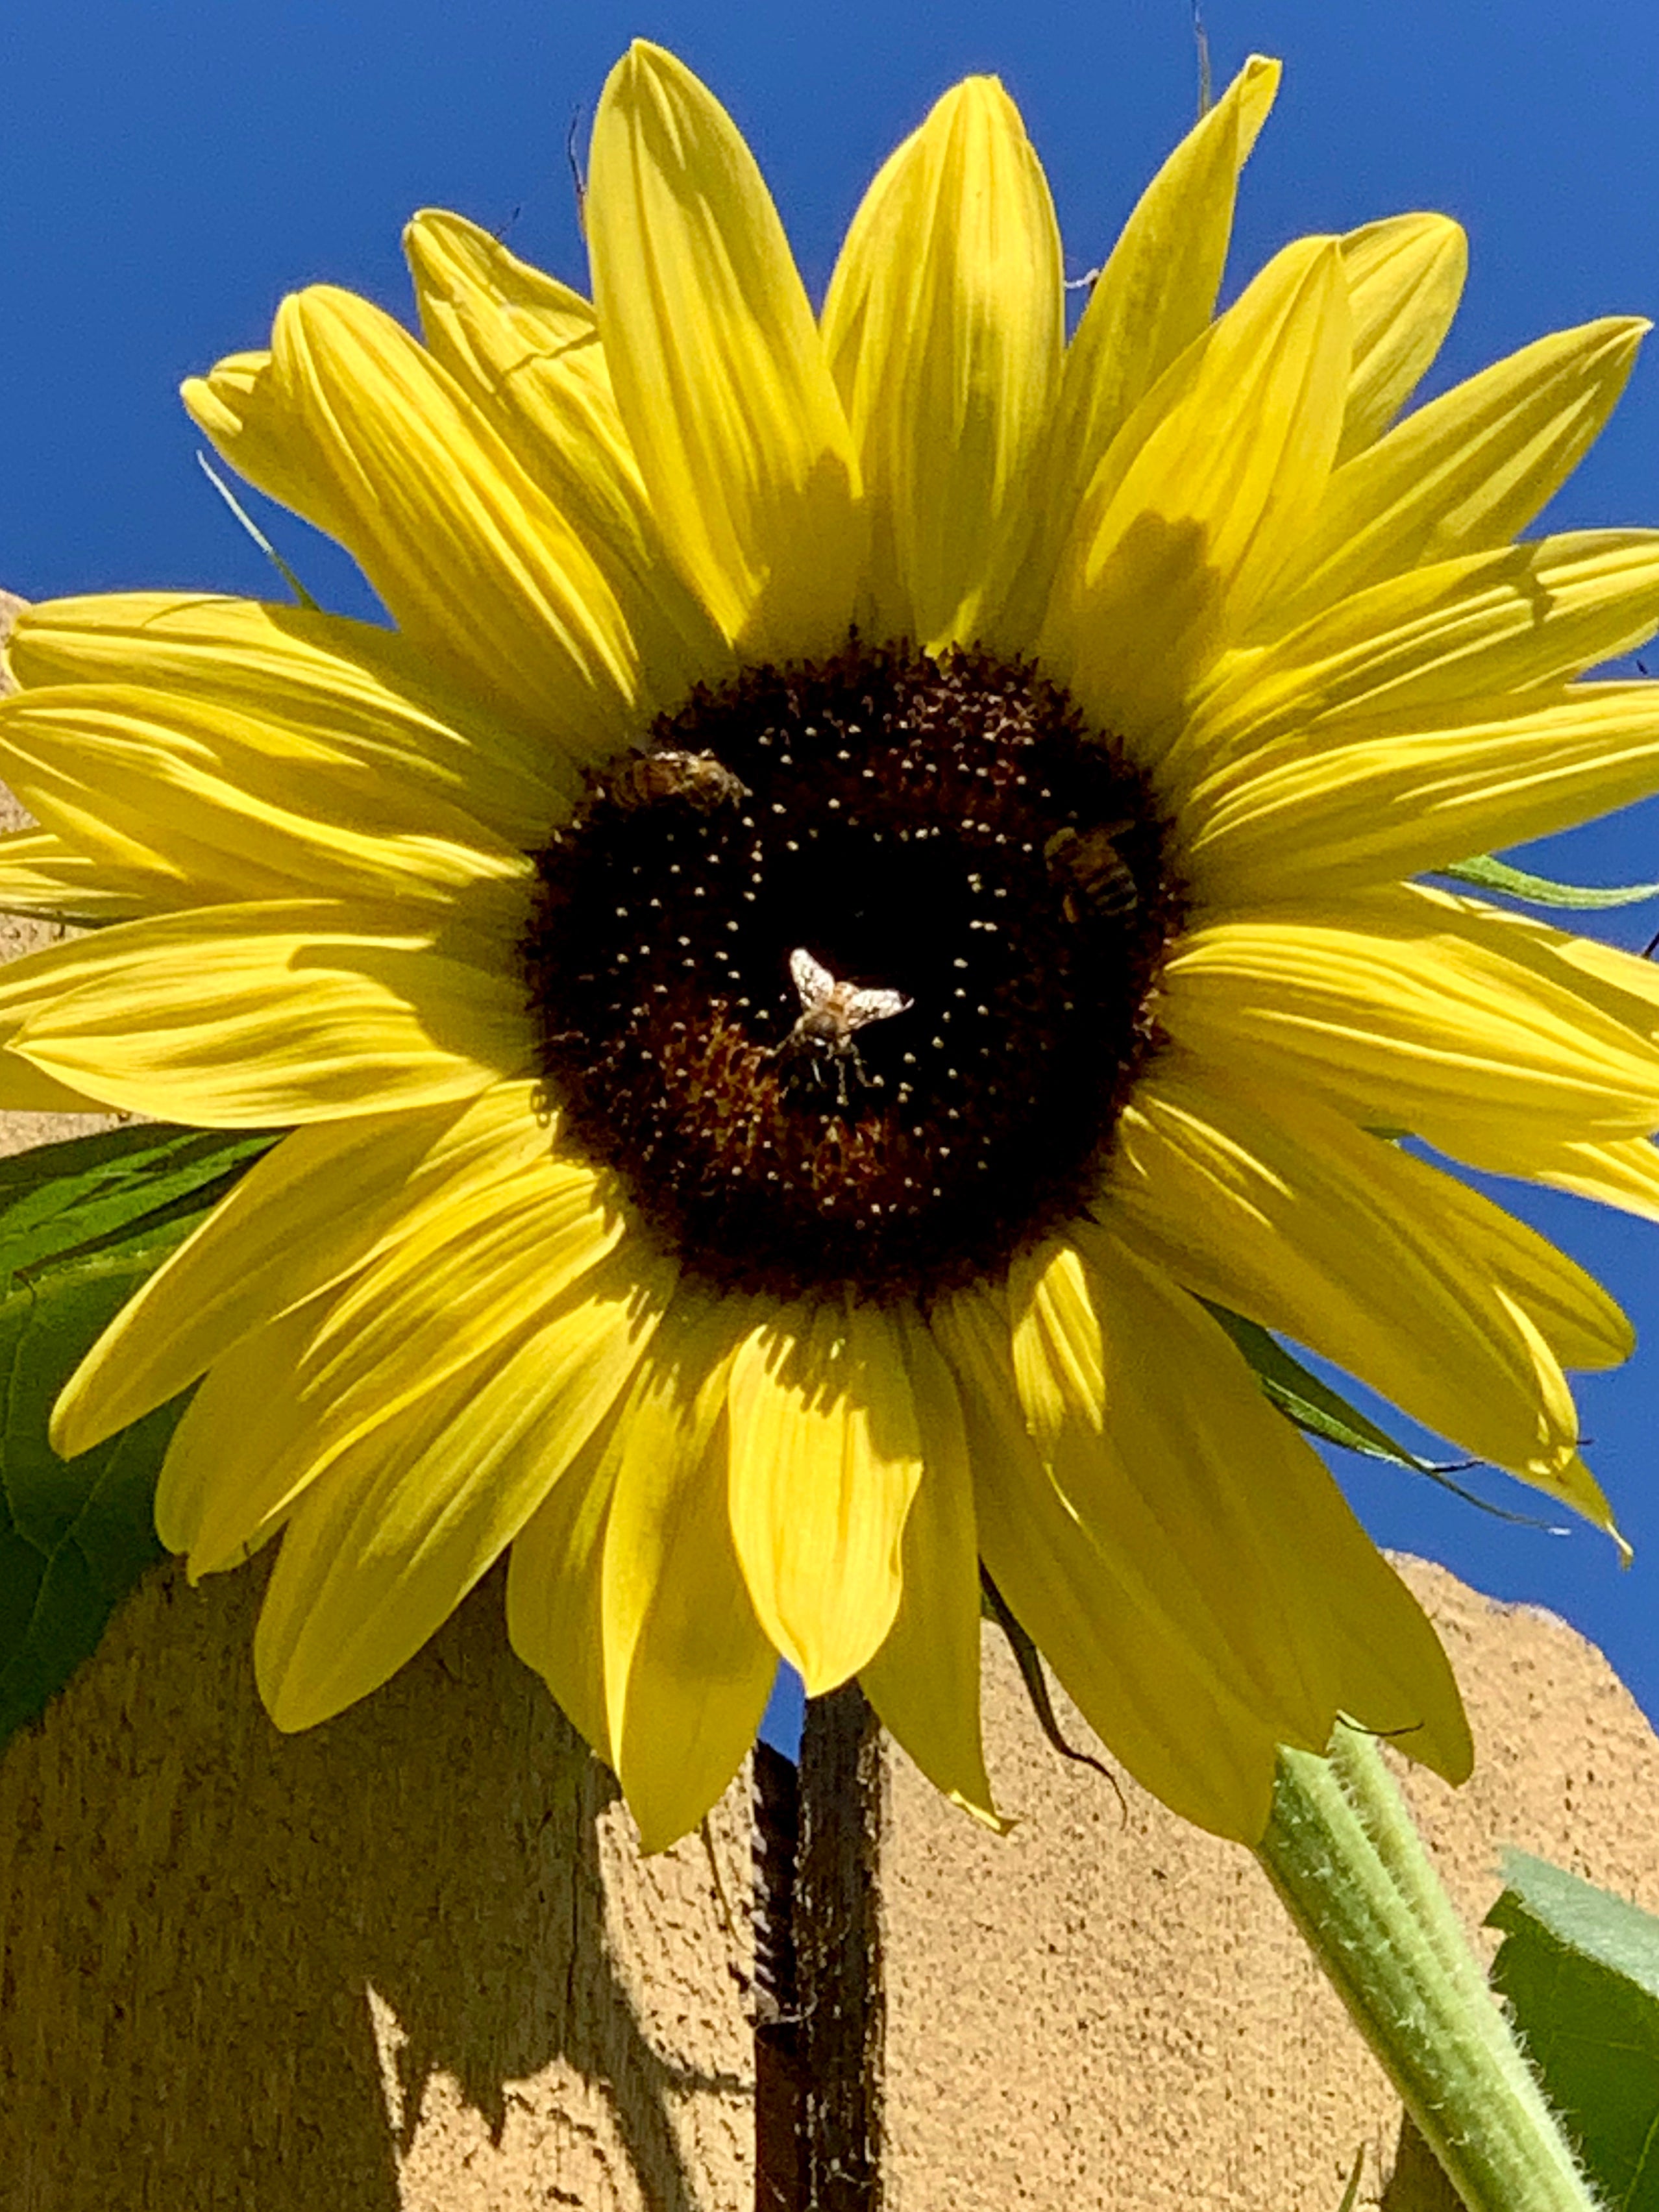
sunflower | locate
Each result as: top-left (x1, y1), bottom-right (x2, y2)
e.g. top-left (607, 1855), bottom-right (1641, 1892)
top-left (3, 42), bottom-right (1658, 1852)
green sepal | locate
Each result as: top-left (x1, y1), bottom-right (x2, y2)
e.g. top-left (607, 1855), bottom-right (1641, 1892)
top-left (1201, 1301), bottom-right (1564, 1532)
top-left (0, 1124), bottom-right (280, 1747)
top-left (1488, 1852), bottom-right (1659, 2209)
top-left (196, 450), bottom-right (321, 610)
top-left (979, 1565), bottom-right (1124, 1808)
top-left (1441, 853), bottom-right (1659, 910)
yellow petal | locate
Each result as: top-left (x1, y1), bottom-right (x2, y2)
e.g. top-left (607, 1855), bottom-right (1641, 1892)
top-left (931, 1278), bottom-right (1290, 1841)
top-left (405, 208), bottom-right (728, 706)
top-left (296, 1144), bottom-right (630, 1436)
top-left (1336, 214), bottom-right (1466, 461)
top-left (0, 826), bottom-right (151, 924)
top-left (1161, 888), bottom-right (1659, 1155)
top-left (598, 1292), bottom-right (776, 1850)
top-left (506, 1289), bottom-right (776, 1854)
top-left (502, 1412), bottom-right (616, 1762)
top-left (1038, 236), bottom-right (1351, 745)
top-left (0, 901), bottom-right (524, 1125)
top-left (859, 1307), bottom-right (1001, 1828)
top-left (154, 1303), bottom-right (321, 1559)
top-left (587, 42), bottom-right (861, 659)
top-left (1324, 1551), bottom-right (1473, 1788)
top-left (252, 1238), bottom-right (669, 1731)
top-left (1030, 57), bottom-right (1280, 598)
top-left (1524, 1133), bottom-right (1659, 1226)
top-left (0, 686), bottom-right (528, 913)
top-left (1103, 1058), bottom-right (1624, 1512)
top-left (1259, 317), bottom-right (1647, 630)
top-left (9, 593), bottom-right (575, 848)
top-left (726, 1294), bottom-right (923, 1693)
top-left (1174, 531), bottom-right (1659, 804)
top-left (820, 76), bottom-right (1061, 652)
top-left (0, 1051), bottom-right (109, 1113)
top-left (1014, 1234), bottom-right (1473, 1809)
top-left (55, 1085), bottom-right (550, 1456)
top-left (1183, 683), bottom-right (1659, 907)
top-left (1008, 1237), bottom-right (1337, 1746)
top-left (171, 1145), bottom-right (652, 1581)
top-left (184, 288), bottom-right (642, 755)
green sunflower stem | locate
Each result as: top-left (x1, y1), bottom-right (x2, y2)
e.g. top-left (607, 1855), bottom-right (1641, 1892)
top-left (1255, 1730), bottom-right (1601, 2212)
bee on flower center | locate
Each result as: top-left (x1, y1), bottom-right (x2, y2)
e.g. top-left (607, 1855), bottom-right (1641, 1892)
top-left (772, 946), bottom-right (913, 1109)
top-left (602, 746), bottom-right (750, 815)
top-left (1044, 818), bottom-right (1138, 924)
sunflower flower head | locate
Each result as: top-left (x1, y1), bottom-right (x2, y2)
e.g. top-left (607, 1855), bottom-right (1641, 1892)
top-left (5, 43), bottom-right (1658, 1850)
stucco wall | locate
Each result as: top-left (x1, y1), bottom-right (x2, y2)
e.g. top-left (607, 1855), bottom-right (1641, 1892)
top-left (876, 1558), bottom-right (1659, 2211)
top-left (0, 1556), bottom-right (756, 2212)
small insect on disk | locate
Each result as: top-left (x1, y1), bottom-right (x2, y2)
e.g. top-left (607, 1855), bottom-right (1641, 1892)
top-left (773, 948), bottom-right (912, 1109)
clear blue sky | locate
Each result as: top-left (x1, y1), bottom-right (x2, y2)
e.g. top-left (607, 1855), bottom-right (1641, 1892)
top-left (5, 0), bottom-right (1659, 1750)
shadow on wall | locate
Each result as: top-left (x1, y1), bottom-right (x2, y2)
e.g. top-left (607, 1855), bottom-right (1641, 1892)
top-left (0, 1556), bottom-right (752, 2212)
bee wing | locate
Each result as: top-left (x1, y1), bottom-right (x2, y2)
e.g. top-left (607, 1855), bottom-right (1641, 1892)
top-left (789, 946), bottom-right (835, 1007)
top-left (844, 986), bottom-right (912, 1029)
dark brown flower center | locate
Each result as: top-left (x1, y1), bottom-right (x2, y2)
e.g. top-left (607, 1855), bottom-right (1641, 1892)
top-left (521, 640), bottom-right (1181, 1299)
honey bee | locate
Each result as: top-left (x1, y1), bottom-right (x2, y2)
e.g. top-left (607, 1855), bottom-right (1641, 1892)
top-left (604, 748), bottom-right (750, 814)
top-left (1044, 819), bottom-right (1138, 924)
top-left (774, 947), bottom-right (912, 1107)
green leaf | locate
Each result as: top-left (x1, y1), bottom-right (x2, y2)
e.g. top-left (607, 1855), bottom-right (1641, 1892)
top-left (0, 1124), bottom-right (279, 1747)
top-left (0, 1121), bottom-right (276, 1281)
top-left (1440, 853), bottom-right (1659, 911)
top-left (1201, 1301), bottom-right (1432, 1466)
top-left (1201, 1301), bottom-right (1566, 1532)
top-left (1488, 1852), bottom-right (1659, 2209)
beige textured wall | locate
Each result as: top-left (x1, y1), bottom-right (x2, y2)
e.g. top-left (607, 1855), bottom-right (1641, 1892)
top-left (878, 1557), bottom-right (1659, 2211)
top-left (0, 1558), bottom-right (756, 2212)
